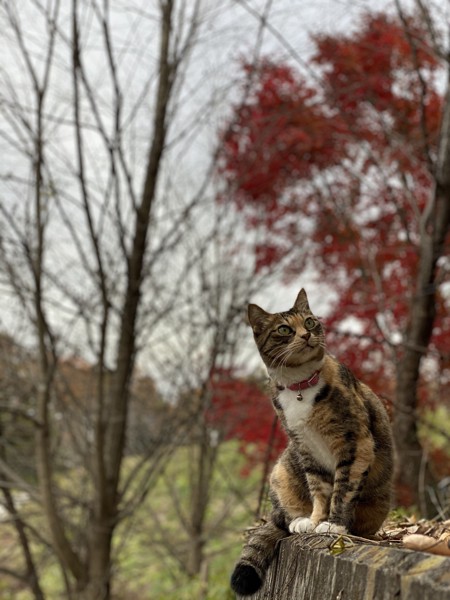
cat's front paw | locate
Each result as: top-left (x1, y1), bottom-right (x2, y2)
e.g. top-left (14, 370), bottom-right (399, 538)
top-left (314, 521), bottom-right (348, 534)
top-left (289, 517), bottom-right (316, 534)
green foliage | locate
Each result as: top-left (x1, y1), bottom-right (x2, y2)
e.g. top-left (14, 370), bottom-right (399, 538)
top-left (388, 506), bottom-right (418, 522)
top-left (114, 441), bottom-right (261, 599)
top-left (419, 407), bottom-right (450, 453)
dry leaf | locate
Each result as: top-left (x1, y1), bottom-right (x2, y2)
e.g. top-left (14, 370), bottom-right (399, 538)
top-left (403, 534), bottom-right (450, 557)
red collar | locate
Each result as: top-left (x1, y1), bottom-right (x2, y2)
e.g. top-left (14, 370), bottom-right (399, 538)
top-left (286, 370), bottom-right (321, 392)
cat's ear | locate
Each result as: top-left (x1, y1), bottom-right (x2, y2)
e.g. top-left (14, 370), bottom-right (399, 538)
top-left (247, 303), bottom-right (271, 334)
top-left (293, 288), bottom-right (311, 312)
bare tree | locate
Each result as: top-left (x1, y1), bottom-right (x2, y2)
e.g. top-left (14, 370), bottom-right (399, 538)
top-left (0, 0), bottom-right (304, 596)
top-left (0, 1), bottom-right (221, 597)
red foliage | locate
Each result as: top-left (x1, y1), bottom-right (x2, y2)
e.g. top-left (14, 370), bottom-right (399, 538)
top-left (207, 369), bottom-right (286, 474)
top-left (218, 10), bottom-right (449, 408)
top-left (220, 60), bottom-right (347, 227)
top-left (428, 448), bottom-right (450, 481)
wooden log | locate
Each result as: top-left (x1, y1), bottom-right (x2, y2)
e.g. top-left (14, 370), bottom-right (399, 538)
top-left (235, 534), bottom-right (450, 599)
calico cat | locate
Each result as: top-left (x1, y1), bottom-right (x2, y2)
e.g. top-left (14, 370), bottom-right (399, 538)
top-left (231, 288), bottom-right (393, 596)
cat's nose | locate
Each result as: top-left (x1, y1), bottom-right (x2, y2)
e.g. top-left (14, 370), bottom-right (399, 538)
top-left (301, 332), bottom-right (311, 340)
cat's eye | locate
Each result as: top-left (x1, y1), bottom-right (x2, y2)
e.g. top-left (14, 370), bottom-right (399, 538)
top-left (304, 317), bottom-right (316, 330)
top-left (277, 325), bottom-right (293, 336)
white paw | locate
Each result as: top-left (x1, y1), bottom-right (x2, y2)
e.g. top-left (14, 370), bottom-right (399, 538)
top-left (314, 521), bottom-right (347, 534)
top-left (289, 517), bottom-right (316, 534)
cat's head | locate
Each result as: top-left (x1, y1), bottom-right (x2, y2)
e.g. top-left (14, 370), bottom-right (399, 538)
top-left (247, 288), bottom-right (325, 370)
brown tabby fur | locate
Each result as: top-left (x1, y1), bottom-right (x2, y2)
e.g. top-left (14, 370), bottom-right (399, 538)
top-left (230, 289), bottom-right (393, 596)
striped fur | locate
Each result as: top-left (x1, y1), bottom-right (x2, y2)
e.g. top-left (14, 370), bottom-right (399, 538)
top-left (231, 289), bottom-right (393, 596)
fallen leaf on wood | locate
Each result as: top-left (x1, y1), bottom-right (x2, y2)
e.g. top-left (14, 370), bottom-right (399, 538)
top-left (328, 535), bottom-right (355, 556)
top-left (403, 534), bottom-right (450, 557)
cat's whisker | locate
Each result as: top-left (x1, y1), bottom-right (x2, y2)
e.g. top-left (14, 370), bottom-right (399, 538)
top-left (268, 344), bottom-right (293, 367)
top-left (270, 344), bottom-right (297, 370)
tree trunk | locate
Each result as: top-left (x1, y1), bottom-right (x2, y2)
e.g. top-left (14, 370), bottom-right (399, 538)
top-left (394, 69), bottom-right (450, 512)
top-left (76, 523), bottom-right (113, 600)
top-left (81, 3), bottom-right (176, 598)
top-left (186, 414), bottom-right (218, 578)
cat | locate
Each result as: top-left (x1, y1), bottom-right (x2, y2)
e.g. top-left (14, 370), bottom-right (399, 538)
top-left (230, 288), bottom-right (393, 596)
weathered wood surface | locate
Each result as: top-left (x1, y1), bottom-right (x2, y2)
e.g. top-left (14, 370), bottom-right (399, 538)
top-left (235, 534), bottom-right (450, 600)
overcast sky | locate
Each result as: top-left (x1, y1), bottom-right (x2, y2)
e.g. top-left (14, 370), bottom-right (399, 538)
top-left (0, 0), bottom-right (427, 363)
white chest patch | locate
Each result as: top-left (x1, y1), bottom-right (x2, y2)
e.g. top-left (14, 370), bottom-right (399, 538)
top-left (278, 387), bottom-right (316, 428)
top-left (278, 384), bottom-right (336, 472)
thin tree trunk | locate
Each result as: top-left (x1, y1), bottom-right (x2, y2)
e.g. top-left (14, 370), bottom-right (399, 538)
top-left (187, 422), bottom-right (217, 577)
top-left (394, 69), bottom-right (450, 512)
top-left (82, 3), bottom-right (176, 598)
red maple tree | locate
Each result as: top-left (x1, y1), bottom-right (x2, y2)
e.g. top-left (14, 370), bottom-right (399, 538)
top-left (219, 12), bottom-right (448, 392)
top-left (218, 11), bottom-right (450, 498)
top-left (207, 369), bottom-right (286, 474)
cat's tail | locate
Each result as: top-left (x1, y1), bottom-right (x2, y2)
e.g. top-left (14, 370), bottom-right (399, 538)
top-left (230, 519), bottom-right (287, 596)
